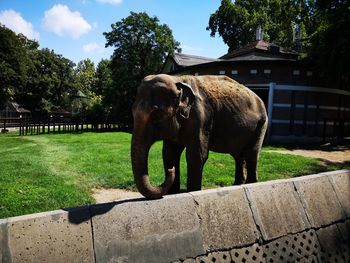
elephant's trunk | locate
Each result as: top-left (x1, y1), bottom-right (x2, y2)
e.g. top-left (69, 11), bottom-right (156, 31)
top-left (131, 109), bottom-right (175, 199)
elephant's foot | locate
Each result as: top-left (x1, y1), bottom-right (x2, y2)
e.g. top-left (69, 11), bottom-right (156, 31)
top-left (233, 179), bottom-right (245, 185)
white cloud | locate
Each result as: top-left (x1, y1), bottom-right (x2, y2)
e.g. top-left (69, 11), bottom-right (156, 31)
top-left (0, 10), bottom-right (40, 40)
top-left (42, 4), bottom-right (92, 39)
top-left (83, 42), bottom-right (104, 53)
top-left (96, 0), bottom-right (123, 5)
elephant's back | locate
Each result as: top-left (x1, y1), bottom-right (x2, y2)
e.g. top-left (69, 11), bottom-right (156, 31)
top-left (195, 76), bottom-right (263, 113)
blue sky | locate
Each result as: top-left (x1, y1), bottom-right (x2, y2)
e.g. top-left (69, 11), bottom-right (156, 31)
top-left (0, 0), bottom-right (228, 66)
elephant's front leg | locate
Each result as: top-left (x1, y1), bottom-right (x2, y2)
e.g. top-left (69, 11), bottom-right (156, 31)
top-left (163, 141), bottom-right (184, 194)
top-left (186, 137), bottom-right (209, 192)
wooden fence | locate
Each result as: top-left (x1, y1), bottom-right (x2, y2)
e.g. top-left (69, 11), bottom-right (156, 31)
top-left (0, 117), bottom-right (122, 136)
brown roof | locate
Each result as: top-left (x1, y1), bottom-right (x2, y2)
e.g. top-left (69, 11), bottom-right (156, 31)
top-left (220, 40), bottom-right (298, 60)
top-left (5, 102), bottom-right (31, 113)
top-left (173, 53), bottom-right (220, 67)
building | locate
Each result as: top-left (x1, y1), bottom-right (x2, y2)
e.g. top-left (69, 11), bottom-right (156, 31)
top-left (0, 102), bottom-right (31, 119)
top-left (162, 40), bottom-right (350, 143)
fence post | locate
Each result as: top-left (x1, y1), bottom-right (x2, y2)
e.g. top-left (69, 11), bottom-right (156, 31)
top-left (19, 116), bottom-right (22, 136)
top-left (322, 119), bottom-right (327, 143)
top-left (266, 82), bottom-right (275, 143)
top-left (48, 116), bottom-right (51, 134)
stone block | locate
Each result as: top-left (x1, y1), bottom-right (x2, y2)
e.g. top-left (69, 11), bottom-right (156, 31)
top-left (316, 224), bottom-right (347, 263)
top-left (191, 186), bottom-right (259, 251)
top-left (293, 173), bottom-right (347, 228)
top-left (244, 180), bottom-right (309, 241)
top-left (91, 193), bottom-right (204, 263)
top-left (327, 170), bottom-right (350, 217)
top-left (230, 243), bottom-right (266, 263)
top-left (0, 208), bottom-right (94, 263)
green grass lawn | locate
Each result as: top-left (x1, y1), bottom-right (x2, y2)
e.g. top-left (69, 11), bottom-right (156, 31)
top-left (0, 132), bottom-right (347, 219)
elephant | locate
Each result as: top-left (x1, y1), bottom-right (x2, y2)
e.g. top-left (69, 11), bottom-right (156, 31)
top-left (131, 74), bottom-right (268, 199)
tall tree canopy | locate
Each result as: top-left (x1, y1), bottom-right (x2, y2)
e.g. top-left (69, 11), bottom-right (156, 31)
top-left (0, 24), bottom-right (77, 113)
top-left (0, 25), bottom-right (36, 108)
top-left (75, 59), bottom-right (97, 98)
top-left (103, 11), bottom-right (181, 128)
top-left (95, 59), bottom-right (112, 98)
top-left (23, 48), bottom-right (76, 113)
top-left (308, 0), bottom-right (350, 89)
top-left (207, 0), bottom-right (316, 51)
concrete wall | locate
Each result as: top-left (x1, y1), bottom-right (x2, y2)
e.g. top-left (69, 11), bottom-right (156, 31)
top-left (1, 169), bottom-right (349, 263)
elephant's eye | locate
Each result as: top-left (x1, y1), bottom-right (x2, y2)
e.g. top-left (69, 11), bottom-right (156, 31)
top-left (151, 108), bottom-right (164, 122)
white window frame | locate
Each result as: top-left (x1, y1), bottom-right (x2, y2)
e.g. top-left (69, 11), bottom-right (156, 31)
top-left (293, 70), bottom-right (300, 76)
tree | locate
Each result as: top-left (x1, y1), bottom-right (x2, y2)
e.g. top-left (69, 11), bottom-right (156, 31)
top-left (75, 59), bottom-right (97, 97)
top-left (207, 0), bottom-right (316, 51)
top-left (0, 25), bottom-right (36, 108)
top-left (308, 0), bottom-right (350, 90)
top-left (95, 59), bottom-right (112, 97)
top-left (73, 59), bottom-right (101, 117)
top-left (20, 48), bottom-right (76, 113)
top-left (0, 25), bottom-right (77, 113)
top-left (103, 11), bottom-right (181, 128)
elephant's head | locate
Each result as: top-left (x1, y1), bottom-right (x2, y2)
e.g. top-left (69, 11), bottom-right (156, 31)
top-left (131, 74), bottom-right (195, 199)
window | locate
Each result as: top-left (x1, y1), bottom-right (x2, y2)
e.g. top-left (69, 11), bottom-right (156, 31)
top-left (231, 70), bottom-right (238, 75)
top-left (250, 69), bottom-right (258, 74)
top-left (293, 70), bottom-right (300, 76)
top-left (219, 70), bottom-right (225, 75)
top-left (306, 71), bottom-right (313, 77)
top-left (263, 69), bottom-right (271, 74)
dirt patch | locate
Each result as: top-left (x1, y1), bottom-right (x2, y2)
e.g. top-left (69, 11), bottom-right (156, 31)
top-left (271, 150), bottom-right (350, 163)
top-left (267, 146), bottom-right (350, 165)
top-left (93, 188), bottom-right (142, 204)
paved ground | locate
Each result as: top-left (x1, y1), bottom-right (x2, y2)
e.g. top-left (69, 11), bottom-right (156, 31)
top-left (267, 145), bottom-right (350, 165)
top-left (92, 188), bottom-right (142, 203)
top-left (93, 142), bottom-right (350, 203)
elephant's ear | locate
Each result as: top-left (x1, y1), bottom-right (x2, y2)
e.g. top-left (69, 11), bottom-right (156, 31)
top-left (176, 82), bottom-right (195, 119)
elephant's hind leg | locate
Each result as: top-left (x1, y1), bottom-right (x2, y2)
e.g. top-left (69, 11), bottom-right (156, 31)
top-left (233, 155), bottom-right (246, 185)
top-left (245, 151), bottom-right (259, 184)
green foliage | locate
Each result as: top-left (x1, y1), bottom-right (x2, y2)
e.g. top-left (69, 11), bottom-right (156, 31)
top-left (0, 24), bottom-right (77, 113)
top-left (72, 59), bottom-right (102, 117)
top-left (0, 25), bottom-right (36, 108)
top-left (207, 0), bottom-right (316, 51)
top-left (75, 59), bottom-right (97, 97)
top-left (22, 48), bottom-right (76, 112)
top-left (0, 132), bottom-right (346, 218)
top-left (103, 12), bottom-right (181, 128)
top-left (308, 0), bottom-right (350, 90)
top-left (208, 0), bottom-right (350, 89)
top-left (95, 59), bottom-right (113, 97)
